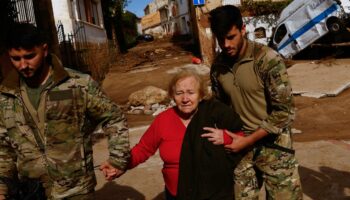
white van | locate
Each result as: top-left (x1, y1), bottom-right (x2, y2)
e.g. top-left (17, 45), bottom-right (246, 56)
top-left (272, 0), bottom-right (349, 58)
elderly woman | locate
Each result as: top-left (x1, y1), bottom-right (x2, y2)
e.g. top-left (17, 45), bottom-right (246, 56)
top-left (102, 69), bottom-right (243, 200)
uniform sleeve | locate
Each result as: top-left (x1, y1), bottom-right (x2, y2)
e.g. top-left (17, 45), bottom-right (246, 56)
top-left (0, 111), bottom-right (17, 195)
top-left (258, 50), bottom-right (295, 134)
top-left (86, 78), bottom-right (130, 170)
top-left (128, 118), bottom-right (161, 169)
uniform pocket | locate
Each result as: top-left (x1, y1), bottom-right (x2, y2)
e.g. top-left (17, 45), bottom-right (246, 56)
top-left (46, 139), bottom-right (84, 179)
top-left (46, 90), bottom-right (75, 121)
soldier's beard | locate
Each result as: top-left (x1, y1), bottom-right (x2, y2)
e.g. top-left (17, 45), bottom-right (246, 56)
top-left (21, 61), bottom-right (49, 88)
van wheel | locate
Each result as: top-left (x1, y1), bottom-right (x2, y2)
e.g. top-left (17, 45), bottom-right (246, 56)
top-left (327, 18), bottom-right (342, 33)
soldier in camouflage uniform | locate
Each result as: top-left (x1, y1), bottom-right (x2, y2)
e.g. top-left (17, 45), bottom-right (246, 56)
top-left (207, 5), bottom-right (303, 200)
top-left (0, 23), bottom-right (130, 199)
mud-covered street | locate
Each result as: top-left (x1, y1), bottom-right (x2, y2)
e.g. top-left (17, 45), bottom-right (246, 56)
top-left (94, 38), bottom-right (350, 199)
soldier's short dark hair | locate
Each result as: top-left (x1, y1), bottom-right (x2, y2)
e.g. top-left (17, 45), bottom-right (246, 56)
top-left (5, 22), bottom-right (47, 50)
top-left (209, 5), bottom-right (243, 39)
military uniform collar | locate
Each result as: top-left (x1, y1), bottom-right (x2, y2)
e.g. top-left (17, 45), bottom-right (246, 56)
top-left (237, 40), bottom-right (255, 64)
top-left (1, 54), bottom-right (69, 94)
top-left (214, 40), bottom-right (256, 68)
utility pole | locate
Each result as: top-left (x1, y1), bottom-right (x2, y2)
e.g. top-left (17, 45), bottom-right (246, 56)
top-left (189, 0), bottom-right (222, 65)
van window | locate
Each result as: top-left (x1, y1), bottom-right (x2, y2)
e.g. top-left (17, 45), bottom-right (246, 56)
top-left (274, 24), bottom-right (287, 44)
top-left (254, 27), bottom-right (266, 39)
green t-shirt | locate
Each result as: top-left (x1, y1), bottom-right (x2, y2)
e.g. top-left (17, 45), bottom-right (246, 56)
top-left (23, 76), bottom-right (52, 110)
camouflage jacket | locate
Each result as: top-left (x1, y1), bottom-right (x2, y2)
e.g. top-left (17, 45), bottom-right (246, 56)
top-left (0, 55), bottom-right (130, 199)
top-left (210, 41), bottom-right (295, 148)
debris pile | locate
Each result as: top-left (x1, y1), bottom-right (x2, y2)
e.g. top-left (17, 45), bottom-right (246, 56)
top-left (126, 86), bottom-right (175, 116)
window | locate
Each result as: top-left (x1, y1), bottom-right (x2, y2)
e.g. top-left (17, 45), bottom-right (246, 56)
top-left (91, 1), bottom-right (99, 25)
top-left (274, 24), bottom-right (287, 44)
top-left (254, 27), bottom-right (266, 39)
top-left (76, 0), bottom-right (100, 26)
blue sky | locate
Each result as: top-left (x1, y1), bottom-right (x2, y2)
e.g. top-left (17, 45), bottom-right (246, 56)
top-left (125, 0), bottom-right (153, 18)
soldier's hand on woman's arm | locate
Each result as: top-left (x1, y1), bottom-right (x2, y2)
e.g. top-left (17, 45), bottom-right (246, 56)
top-left (224, 128), bottom-right (268, 152)
top-left (0, 194), bottom-right (5, 200)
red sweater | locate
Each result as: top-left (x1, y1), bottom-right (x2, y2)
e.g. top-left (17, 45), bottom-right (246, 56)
top-left (129, 108), bottom-right (185, 196)
top-left (128, 107), bottom-right (237, 196)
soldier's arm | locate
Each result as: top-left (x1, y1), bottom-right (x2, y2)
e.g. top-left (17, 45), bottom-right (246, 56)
top-left (224, 51), bottom-right (294, 152)
top-left (259, 49), bottom-right (295, 135)
top-left (86, 77), bottom-right (130, 170)
top-left (0, 115), bottom-right (17, 197)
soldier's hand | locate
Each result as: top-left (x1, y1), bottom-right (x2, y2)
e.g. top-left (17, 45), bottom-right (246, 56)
top-left (225, 128), bottom-right (268, 152)
top-left (99, 161), bottom-right (125, 181)
top-left (0, 187), bottom-right (7, 200)
top-left (224, 131), bottom-right (251, 152)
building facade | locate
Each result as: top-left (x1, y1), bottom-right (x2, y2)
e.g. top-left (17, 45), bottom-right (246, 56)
top-left (141, 0), bottom-right (192, 37)
top-left (51, 0), bottom-right (111, 81)
top-left (52, 0), bottom-right (107, 44)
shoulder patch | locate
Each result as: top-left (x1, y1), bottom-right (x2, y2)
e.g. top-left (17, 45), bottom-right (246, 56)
top-left (49, 90), bottom-right (74, 101)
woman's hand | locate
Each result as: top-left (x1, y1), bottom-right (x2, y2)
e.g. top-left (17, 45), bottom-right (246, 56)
top-left (99, 161), bottom-right (125, 181)
top-left (202, 127), bottom-right (225, 145)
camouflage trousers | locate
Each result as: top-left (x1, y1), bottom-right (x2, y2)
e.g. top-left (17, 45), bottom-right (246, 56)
top-left (64, 192), bottom-right (95, 200)
top-left (47, 191), bottom-right (95, 200)
top-left (234, 146), bottom-right (303, 200)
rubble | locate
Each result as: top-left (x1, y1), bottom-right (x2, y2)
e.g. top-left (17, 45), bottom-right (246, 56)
top-left (127, 86), bottom-right (173, 116)
top-left (128, 86), bottom-right (169, 106)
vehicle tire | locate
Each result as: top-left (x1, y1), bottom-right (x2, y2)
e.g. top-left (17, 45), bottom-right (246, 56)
top-left (327, 18), bottom-right (342, 33)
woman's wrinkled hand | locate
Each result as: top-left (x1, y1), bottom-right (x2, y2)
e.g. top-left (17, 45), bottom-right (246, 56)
top-left (202, 127), bottom-right (224, 145)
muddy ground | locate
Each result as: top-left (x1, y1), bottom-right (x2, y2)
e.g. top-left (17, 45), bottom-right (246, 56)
top-left (102, 37), bottom-right (350, 142)
top-left (97, 37), bottom-right (350, 200)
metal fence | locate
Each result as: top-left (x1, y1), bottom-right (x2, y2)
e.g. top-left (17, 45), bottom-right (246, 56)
top-left (57, 21), bottom-right (90, 73)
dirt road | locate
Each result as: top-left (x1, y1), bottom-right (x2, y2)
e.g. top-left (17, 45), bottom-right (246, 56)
top-left (102, 38), bottom-right (350, 142)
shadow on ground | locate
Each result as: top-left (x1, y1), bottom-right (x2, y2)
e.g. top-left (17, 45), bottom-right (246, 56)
top-left (95, 181), bottom-right (145, 200)
top-left (299, 166), bottom-right (350, 199)
top-left (152, 191), bottom-right (165, 200)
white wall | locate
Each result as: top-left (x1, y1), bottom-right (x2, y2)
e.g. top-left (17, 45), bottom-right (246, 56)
top-left (137, 22), bottom-right (143, 35)
top-left (174, 0), bottom-right (191, 35)
top-left (144, 26), bottom-right (165, 37)
top-left (75, 21), bottom-right (107, 43)
top-left (147, 0), bottom-right (168, 13)
top-left (52, 0), bottom-right (107, 44)
top-left (222, 0), bottom-right (241, 6)
top-left (52, 0), bottom-right (74, 36)
top-left (144, 0), bottom-right (191, 36)
top-left (177, 0), bottom-right (189, 16)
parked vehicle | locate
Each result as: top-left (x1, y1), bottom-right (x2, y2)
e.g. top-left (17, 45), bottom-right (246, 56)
top-left (136, 34), bottom-right (154, 42)
top-left (272, 0), bottom-right (350, 58)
